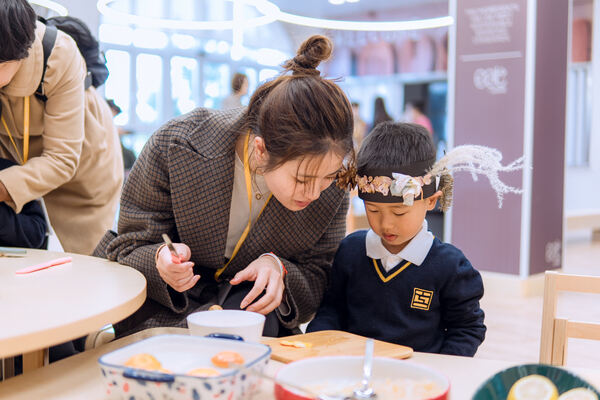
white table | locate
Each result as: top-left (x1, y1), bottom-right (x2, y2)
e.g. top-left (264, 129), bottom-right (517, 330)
top-left (0, 249), bottom-right (146, 371)
top-left (1, 327), bottom-right (599, 399)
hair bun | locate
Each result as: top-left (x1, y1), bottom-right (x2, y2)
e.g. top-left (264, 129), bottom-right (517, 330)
top-left (283, 35), bottom-right (332, 76)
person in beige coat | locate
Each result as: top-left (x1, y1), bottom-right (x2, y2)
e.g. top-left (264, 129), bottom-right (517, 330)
top-left (0, 0), bottom-right (123, 255)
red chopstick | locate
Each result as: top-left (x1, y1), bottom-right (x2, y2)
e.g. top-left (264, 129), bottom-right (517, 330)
top-left (15, 257), bottom-right (73, 274)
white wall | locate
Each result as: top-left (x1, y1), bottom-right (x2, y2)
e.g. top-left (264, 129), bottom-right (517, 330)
top-left (564, 0), bottom-right (600, 211)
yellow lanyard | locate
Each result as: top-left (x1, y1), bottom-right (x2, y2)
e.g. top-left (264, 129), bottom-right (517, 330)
top-left (214, 134), bottom-right (272, 280)
top-left (1, 96), bottom-right (30, 165)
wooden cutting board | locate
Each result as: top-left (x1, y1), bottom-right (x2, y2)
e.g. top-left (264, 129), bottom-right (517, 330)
top-left (261, 330), bottom-right (413, 364)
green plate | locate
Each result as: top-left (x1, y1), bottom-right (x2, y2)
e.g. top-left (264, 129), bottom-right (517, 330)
top-left (472, 364), bottom-right (600, 400)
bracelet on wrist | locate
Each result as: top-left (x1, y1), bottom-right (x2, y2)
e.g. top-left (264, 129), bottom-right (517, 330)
top-left (260, 252), bottom-right (287, 277)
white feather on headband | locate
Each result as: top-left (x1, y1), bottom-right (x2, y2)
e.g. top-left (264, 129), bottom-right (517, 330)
top-left (428, 145), bottom-right (525, 208)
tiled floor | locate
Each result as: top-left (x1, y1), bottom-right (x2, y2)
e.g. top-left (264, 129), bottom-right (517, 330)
top-left (475, 231), bottom-right (600, 369)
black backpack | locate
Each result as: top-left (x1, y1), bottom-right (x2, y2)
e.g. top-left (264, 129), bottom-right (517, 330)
top-left (35, 16), bottom-right (109, 101)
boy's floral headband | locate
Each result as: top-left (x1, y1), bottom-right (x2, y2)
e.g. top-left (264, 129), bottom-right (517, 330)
top-left (355, 145), bottom-right (525, 208)
top-left (357, 158), bottom-right (437, 205)
top-left (357, 173), bottom-right (437, 205)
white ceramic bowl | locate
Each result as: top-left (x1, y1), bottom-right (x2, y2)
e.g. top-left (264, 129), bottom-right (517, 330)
top-left (274, 356), bottom-right (450, 400)
top-left (186, 310), bottom-right (265, 343)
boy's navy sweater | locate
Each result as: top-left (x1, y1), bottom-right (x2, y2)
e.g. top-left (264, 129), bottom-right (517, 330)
top-left (0, 158), bottom-right (47, 248)
top-left (307, 230), bottom-right (486, 357)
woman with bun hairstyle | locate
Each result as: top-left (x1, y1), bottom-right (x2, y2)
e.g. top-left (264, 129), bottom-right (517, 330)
top-left (94, 35), bottom-right (355, 337)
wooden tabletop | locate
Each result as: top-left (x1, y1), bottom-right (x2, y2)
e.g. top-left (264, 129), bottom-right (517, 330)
top-left (0, 249), bottom-right (146, 358)
top-left (1, 327), bottom-right (599, 399)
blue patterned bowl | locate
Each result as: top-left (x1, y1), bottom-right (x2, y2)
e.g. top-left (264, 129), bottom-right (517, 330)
top-left (98, 334), bottom-right (271, 400)
top-left (472, 363), bottom-right (600, 400)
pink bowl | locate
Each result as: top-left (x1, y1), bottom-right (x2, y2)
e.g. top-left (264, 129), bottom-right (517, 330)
top-left (274, 356), bottom-right (449, 400)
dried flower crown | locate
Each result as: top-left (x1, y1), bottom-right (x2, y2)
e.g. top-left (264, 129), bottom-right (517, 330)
top-left (357, 173), bottom-right (433, 206)
top-left (356, 145), bottom-right (525, 208)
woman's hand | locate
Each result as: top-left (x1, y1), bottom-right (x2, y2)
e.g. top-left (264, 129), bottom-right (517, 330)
top-left (156, 243), bottom-right (200, 292)
top-left (230, 255), bottom-right (285, 315)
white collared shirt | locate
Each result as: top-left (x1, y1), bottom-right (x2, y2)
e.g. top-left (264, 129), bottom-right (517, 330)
top-left (365, 221), bottom-right (434, 272)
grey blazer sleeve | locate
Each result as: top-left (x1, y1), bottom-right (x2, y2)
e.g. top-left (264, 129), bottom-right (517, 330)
top-left (276, 194), bottom-right (349, 328)
top-left (100, 131), bottom-right (189, 313)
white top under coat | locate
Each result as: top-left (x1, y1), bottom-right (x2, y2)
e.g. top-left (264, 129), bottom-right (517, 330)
top-left (224, 153), bottom-right (271, 259)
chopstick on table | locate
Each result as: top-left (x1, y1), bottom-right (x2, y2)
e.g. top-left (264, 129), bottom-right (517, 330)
top-left (15, 257), bottom-right (73, 274)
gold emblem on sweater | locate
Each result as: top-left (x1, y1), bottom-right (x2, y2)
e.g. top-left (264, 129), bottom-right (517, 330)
top-left (411, 288), bottom-right (433, 310)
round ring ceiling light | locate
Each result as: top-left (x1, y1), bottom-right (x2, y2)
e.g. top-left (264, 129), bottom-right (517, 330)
top-left (275, 13), bottom-right (454, 31)
top-left (96, 0), bottom-right (279, 30)
top-left (97, 0), bottom-right (453, 32)
top-left (29, 0), bottom-right (68, 16)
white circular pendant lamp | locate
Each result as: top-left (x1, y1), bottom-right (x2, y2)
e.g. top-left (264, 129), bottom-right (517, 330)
top-left (275, 13), bottom-right (453, 31)
top-left (96, 0), bottom-right (453, 32)
top-left (29, 0), bottom-right (68, 16)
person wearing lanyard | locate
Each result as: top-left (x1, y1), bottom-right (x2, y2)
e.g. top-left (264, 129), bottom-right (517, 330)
top-left (94, 35), bottom-right (355, 337)
top-left (0, 0), bottom-right (123, 255)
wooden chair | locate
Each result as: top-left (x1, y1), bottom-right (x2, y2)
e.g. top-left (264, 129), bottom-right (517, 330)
top-left (539, 271), bottom-right (600, 365)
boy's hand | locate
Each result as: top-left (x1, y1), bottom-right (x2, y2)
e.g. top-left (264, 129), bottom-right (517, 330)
top-left (230, 255), bottom-right (285, 315)
top-left (156, 243), bottom-right (199, 292)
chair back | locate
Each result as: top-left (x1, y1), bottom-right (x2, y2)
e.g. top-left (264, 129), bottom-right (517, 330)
top-left (539, 271), bottom-right (600, 365)
top-left (37, 198), bottom-right (64, 252)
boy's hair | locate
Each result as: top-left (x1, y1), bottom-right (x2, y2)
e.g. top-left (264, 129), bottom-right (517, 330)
top-left (357, 121), bottom-right (453, 211)
top-left (0, 0), bottom-right (37, 62)
top-left (357, 122), bottom-right (434, 170)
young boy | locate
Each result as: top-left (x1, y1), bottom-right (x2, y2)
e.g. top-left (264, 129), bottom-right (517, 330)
top-left (307, 122), bottom-right (487, 357)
